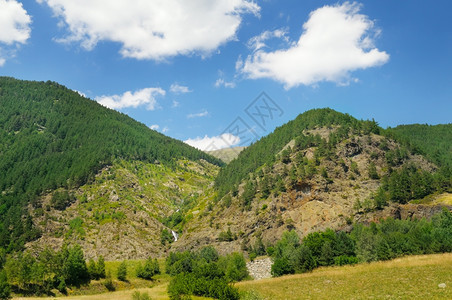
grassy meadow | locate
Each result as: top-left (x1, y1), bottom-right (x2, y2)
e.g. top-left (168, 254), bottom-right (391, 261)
top-left (237, 253), bottom-right (452, 300)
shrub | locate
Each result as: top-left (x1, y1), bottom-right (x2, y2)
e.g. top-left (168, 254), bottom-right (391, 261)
top-left (334, 255), bottom-right (359, 266)
top-left (220, 253), bottom-right (248, 282)
top-left (0, 270), bottom-right (10, 300)
top-left (240, 290), bottom-right (265, 300)
top-left (218, 228), bottom-right (234, 242)
top-left (103, 271), bottom-right (115, 291)
top-left (132, 291), bottom-right (151, 300)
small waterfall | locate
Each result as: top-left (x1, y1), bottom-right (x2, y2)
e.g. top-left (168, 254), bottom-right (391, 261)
top-left (171, 230), bottom-right (178, 242)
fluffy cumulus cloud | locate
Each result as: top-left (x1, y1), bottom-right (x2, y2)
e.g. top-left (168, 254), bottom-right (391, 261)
top-left (239, 2), bottom-right (389, 88)
top-left (170, 84), bottom-right (191, 94)
top-left (96, 87), bottom-right (165, 110)
top-left (149, 124), bottom-right (159, 130)
top-left (0, 0), bottom-right (32, 66)
top-left (184, 133), bottom-right (240, 151)
top-left (38, 0), bottom-right (260, 60)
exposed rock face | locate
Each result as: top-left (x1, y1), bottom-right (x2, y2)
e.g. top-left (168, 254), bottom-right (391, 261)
top-left (246, 257), bottom-right (273, 280)
top-left (341, 142), bottom-right (362, 157)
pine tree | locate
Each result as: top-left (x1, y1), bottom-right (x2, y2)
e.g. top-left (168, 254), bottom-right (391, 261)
top-left (87, 259), bottom-right (98, 280)
top-left (117, 261), bottom-right (127, 281)
top-left (97, 256), bottom-right (106, 279)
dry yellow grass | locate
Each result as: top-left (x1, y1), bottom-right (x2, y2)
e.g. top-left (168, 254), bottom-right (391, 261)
top-left (434, 193), bottom-right (452, 205)
top-left (13, 284), bottom-right (168, 300)
top-left (237, 253), bottom-right (452, 299)
top-left (12, 283), bottom-right (209, 300)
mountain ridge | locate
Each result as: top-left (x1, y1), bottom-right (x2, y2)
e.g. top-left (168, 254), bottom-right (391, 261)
top-left (0, 77), bottom-right (450, 260)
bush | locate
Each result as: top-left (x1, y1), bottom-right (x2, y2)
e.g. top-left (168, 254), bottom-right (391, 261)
top-left (103, 271), bottom-right (115, 291)
top-left (132, 291), bottom-right (151, 300)
top-left (220, 253), bottom-right (248, 282)
top-left (334, 255), bottom-right (359, 266)
top-left (240, 290), bottom-right (265, 300)
top-left (218, 228), bottom-right (235, 242)
top-left (0, 270), bottom-right (10, 300)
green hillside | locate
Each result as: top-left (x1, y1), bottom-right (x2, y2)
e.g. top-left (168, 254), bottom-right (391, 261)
top-left (0, 77), bottom-right (222, 251)
top-left (389, 123), bottom-right (452, 167)
top-left (214, 108), bottom-right (379, 199)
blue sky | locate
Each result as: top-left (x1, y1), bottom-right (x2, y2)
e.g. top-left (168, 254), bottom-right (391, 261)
top-left (1, 0), bottom-right (451, 150)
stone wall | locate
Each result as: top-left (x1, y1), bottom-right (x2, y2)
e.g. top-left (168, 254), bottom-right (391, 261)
top-left (246, 257), bottom-right (273, 280)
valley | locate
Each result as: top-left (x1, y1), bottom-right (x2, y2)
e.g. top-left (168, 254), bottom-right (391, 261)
top-left (0, 78), bottom-right (450, 299)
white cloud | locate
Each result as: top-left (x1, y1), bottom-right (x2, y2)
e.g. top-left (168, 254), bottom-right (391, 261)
top-left (38, 0), bottom-right (260, 61)
top-left (74, 90), bottom-right (86, 97)
top-left (96, 87), bottom-right (165, 110)
top-left (184, 133), bottom-right (240, 151)
top-left (149, 124), bottom-right (159, 130)
top-left (172, 100), bottom-right (180, 108)
top-left (247, 28), bottom-right (289, 52)
top-left (239, 2), bottom-right (389, 88)
top-left (162, 126), bottom-right (169, 133)
top-left (170, 83), bottom-right (191, 94)
top-left (214, 78), bottom-right (236, 89)
top-left (187, 109), bottom-right (208, 119)
top-left (0, 0), bottom-right (31, 66)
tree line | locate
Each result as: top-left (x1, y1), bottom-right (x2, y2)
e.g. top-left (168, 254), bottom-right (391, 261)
top-left (267, 209), bottom-right (452, 277)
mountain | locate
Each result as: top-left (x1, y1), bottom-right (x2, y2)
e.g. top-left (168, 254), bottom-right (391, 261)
top-left (0, 77), bottom-right (222, 254)
top-left (175, 109), bottom-right (451, 254)
top-left (206, 146), bottom-right (246, 163)
top-left (1, 78), bottom-right (450, 260)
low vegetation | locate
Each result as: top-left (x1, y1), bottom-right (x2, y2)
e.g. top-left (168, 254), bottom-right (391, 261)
top-left (267, 209), bottom-right (452, 277)
top-left (166, 246), bottom-right (248, 299)
top-left (238, 253), bottom-right (452, 299)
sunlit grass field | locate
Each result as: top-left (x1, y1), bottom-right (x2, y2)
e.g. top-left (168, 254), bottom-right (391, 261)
top-left (13, 253), bottom-right (452, 299)
top-left (237, 253), bottom-right (452, 300)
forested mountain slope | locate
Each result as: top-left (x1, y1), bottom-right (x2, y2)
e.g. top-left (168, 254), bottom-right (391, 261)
top-left (176, 109), bottom-right (451, 254)
top-left (389, 123), bottom-right (452, 167)
top-left (0, 77), bottom-right (222, 253)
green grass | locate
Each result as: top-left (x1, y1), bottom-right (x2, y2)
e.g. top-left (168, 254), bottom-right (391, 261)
top-left (237, 253), bottom-right (452, 299)
top-left (410, 193), bottom-right (452, 206)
